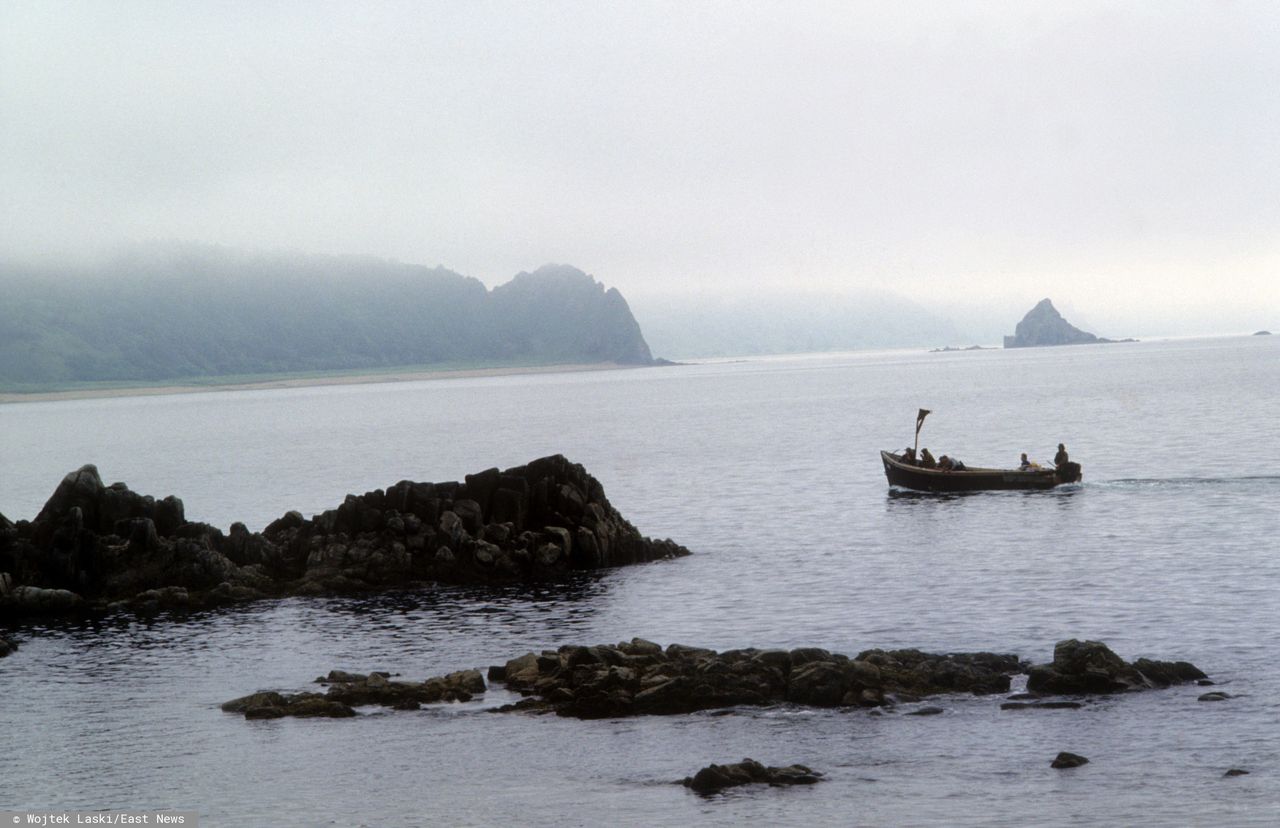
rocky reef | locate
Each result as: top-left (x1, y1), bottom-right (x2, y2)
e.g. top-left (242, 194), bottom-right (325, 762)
top-left (0, 455), bottom-right (689, 617)
top-left (492, 638), bottom-right (1202, 719)
top-left (1003, 299), bottom-right (1131, 348)
top-left (219, 639), bottom-right (1208, 726)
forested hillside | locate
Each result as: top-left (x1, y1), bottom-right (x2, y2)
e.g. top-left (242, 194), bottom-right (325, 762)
top-left (0, 248), bottom-right (654, 389)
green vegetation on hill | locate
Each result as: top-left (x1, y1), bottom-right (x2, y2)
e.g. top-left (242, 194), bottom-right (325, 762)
top-left (0, 248), bottom-right (654, 390)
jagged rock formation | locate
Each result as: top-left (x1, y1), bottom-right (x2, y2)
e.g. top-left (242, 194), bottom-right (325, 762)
top-left (1003, 299), bottom-right (1119, 348)
top-left (0, 455), bottom-right (689, 617)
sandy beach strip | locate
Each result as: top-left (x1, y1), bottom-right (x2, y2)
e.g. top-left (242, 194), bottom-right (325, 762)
top-left (0, 362), bottom-right (644, 405)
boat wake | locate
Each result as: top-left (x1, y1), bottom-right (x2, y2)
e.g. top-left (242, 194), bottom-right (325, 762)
top-left (1097, 475), bottom-right (1280, 489)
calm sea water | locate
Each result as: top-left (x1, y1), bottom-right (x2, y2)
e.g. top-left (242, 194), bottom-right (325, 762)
top-left (2, 336), bottom-right (1279, 826)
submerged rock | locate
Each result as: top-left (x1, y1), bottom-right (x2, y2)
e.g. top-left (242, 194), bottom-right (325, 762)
top-left (0, 455), bottom-right (690, 617)
top-left (1051, 751), bottom-right (1090, 769)
top-left (223, 667), bottom-right (486, 720)
top-left (682, 759), bottom-right (823, 793)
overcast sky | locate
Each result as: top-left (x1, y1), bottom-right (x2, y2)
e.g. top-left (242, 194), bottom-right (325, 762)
top-left (2, 1), bottom-right (1277, 334)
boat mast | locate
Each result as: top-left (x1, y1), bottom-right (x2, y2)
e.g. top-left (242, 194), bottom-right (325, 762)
top-left (914, 408), bottom-right (930, 456)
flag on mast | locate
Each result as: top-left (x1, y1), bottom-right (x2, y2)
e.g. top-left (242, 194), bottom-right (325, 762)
top-left (914, 408), bottom-right (931, 454)
top-left (915, 408), bottom-right (931, 436)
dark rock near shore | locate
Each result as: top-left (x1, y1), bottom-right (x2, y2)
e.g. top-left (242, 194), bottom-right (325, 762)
top-left (1224, 768), bottom-right (1250, 776)
top-left (1198, 691), bottom-right (1231, 702)
top-left (682, 759), bottom-right (823, 793)
top-left (1051, 751), bottom-right (1090, 769)
top-left (0, 456), bottom-right (690, 617)
top-left (1026, 640), bottom-right (1205, 695)
top-left (0, 634), bottom-right (17, 658)
top-left (223, 667), bottom-right (485, 719)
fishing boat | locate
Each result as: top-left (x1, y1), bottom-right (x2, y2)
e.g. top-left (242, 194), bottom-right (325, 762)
top-left (881, 450), bottom-right (1081, 492)
top-left (882, 408), bottom-right (1083, 493)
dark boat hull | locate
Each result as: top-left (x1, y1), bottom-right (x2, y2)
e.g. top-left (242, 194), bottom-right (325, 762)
top-left (881, 451), bottom-right (1082, 493)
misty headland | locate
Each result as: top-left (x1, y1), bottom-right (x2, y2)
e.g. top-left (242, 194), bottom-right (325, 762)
top-left (0, 245), bottom-right (656, 395)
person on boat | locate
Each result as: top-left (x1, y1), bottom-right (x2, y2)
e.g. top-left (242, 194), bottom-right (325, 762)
top-left (901, 447), bottom-right (917, 465)
top-left (1019, 453), bottom-right (1039, 470)
top-left (1054, 443), bottom-right (1069, 467)
top-left (919, 448), bottom-right (937, 468)
top-left (937, 455), bottom-right (954, 471)
top-left (952, 457), bottom-right (966, 471)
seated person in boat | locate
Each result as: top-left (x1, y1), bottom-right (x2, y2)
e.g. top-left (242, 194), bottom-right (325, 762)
top-left (938, 455), bottom-right (967, 471)
top-left (1019, 453), bottom-right (1041, 470)
top-left (919, 448), bottom-right (938, 468)
top-left (900, 447), bottom-right (918, 465)
top-left (1054, 443), bottom-right (1069, 467)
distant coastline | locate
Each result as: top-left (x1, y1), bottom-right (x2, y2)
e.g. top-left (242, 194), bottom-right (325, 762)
top-left (0, 361), bottom-right (649, 405)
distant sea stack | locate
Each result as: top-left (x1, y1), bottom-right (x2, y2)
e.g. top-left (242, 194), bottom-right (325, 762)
top-left (0, 247), bottom-right (658, 389)
top-left (1003, 299), bottom-right (1127, 348)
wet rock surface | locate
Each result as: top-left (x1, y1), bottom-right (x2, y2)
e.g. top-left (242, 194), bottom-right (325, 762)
top-left (496, 639), bottom-right (1026, 718)
top-left (682, 759), bottom-right (823, 793)
top-left (0, 456), bottom-right (689, 617)
top-left (1026, 639), bottom-right (1206, 694)
top-left (223, 668), bottom-right (486, 719)
top-left (221, 638), bottom-right (1210, 725)
top-left (0, 634), bottom-right (17, 658)
top-left (493, 639), bottom-right (1206, 718)
top-left (1051, 751), bottom-right (1090, 769)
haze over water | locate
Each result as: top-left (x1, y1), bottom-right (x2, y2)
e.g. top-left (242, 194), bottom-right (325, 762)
top-left (3, 335), bottom-right (1279, 825)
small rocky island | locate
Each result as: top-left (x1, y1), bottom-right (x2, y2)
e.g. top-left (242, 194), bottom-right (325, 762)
top-left (1004, 299), bottom-right (1132, 348)
top-left (0, 455), bottom-right (689, 617)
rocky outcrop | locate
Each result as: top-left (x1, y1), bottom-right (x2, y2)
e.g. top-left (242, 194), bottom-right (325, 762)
top-left (0, 634), bottom-right (17, 658)
top-left (222, 668), bottom-right (486, 719)
top-left (494, 639), bottom-right (1025, 718)
top-left (1003, 299), bottom-right (1126, 348)
top-left (1026, 639), bottom-right (1206, 694)
top-left (492, 639), bottom-right (1202, 718)
top-left (682, 759), bottom-right (823, 793)
top-left (0, 456), bottom-right (689, 617)
top-left (221, 638), bottom-right (1208, 728)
